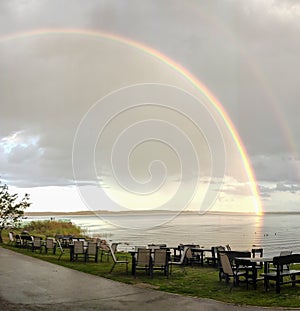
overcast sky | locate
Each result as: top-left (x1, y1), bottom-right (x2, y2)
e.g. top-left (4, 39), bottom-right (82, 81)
top-left (0, 0), bottom-right (300, 214)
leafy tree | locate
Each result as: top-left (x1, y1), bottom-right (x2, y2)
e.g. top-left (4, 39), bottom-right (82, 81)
top-left (0, 182), bottom-right (31, 243)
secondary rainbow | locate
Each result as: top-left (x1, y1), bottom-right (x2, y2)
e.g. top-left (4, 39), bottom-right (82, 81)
top-left (0, 28), bottom-right (263, 214)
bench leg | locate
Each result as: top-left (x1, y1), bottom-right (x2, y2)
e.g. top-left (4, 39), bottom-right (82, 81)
top-left (291, 274), bottom-right (296, 287)
top-left (276, 276), bottom-right (281, 293)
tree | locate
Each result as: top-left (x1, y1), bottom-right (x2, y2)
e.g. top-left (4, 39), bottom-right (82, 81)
top-left (0, 182), bottom-right (31, 243)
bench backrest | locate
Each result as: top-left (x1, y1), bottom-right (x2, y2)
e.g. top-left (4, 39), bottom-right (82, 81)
top-left (273, 254), bottom-right (300, 266)
top-left (219, 250), bottom-right (251, 265)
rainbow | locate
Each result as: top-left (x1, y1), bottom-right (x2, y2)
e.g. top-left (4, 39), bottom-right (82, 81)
top-left (0, 28), bottom-right (263, 214)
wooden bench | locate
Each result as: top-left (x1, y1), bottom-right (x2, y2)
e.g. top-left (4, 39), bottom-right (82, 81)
top-left (261, 254), bottom-right (300, 293)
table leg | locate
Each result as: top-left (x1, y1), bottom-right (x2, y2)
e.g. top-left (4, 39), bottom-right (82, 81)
top-left (131, 254), bottom-right (136, 276)
top-left (264, 262), bottom-right (270, 290)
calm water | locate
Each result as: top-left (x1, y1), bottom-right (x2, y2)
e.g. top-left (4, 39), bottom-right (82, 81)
top-left (25, 212), bottom-right (300, 257)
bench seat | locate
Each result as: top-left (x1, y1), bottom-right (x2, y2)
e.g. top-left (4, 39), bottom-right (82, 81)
top-left (261, 254), bottom-right (300, 293)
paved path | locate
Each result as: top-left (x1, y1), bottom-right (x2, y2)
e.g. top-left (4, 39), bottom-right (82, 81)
top-left (0, 247), bottom-right (295, 311)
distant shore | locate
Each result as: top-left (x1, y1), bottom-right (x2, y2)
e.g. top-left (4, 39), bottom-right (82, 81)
top-left (24, 210), bottom-right (300, 217)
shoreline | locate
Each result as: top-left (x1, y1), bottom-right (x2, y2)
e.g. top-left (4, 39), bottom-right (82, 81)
top-left (24, 210), bottom-right (300, 217)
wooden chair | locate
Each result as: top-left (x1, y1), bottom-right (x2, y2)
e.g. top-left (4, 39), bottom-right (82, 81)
top-left (261, 254), bottom-right (300, 293)
top-left (251, 248), bottom-right (264, 269)
top-left (269, 250), bottom-right (292, 272)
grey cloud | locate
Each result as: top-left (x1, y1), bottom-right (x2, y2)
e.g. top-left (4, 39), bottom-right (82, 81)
top-left (0, 0), bottom-right (299, 212)
top-left (252, 153), bottom-right (300, 183)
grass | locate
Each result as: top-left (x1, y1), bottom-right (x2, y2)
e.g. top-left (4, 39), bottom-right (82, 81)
top-left (3, 242), bottom-right (300, 308)
top-left (21, 220), bottom-right (85, 238)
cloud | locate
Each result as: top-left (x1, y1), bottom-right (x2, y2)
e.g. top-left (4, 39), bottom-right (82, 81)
top-left (0, 0), bottom-right (299, 212)
top-left (252, 153), bottom-right (300, 183)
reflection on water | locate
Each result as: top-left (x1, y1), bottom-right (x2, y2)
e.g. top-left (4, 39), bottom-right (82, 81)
top-left (25, 212), bottom-right (300, 257)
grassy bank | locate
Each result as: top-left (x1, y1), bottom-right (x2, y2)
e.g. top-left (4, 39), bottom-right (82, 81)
top-left (21, 220), bottom-right (85, 238)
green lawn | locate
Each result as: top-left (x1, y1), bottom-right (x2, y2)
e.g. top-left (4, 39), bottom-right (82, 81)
top-left (3, 243), bottom-right (300, 308)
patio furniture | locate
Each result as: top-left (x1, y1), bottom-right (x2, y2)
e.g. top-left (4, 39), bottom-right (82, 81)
top-left (109, 243), bottom-right (128, 274)
top-left (235, 256), bottom-right (273, 289)
top-left (261, 254), bottom-right (300, 293)
top-left (234, 257), bottom-right (264, 289)
top-left (218, 250), bottom-right (251, 282)
top-left (14, 234), bottom-right (22, 248)
top-left (31, 236), bottom-right (43, 252)
top-left (205, 246), bottom-right (218, 267)
top-left (44, 237), bottom-right (56, 255)
top-left (20, 234), bottom-right (33, 249)
top-left (8, 232), bottom-right (15, 245)
top-left (72, 240), bottom-right (85, 261)
top-left (215, 246), bottom-right (226, 269)
top-left (251, 248), bottom-right (264, 269)
top-left (191, 246), bottom-right (213, 266)
top-left (133, 248), bottom-right (152, 277)
top-left (219, 252), bottom-right (248, 291)
top-left (269, 250), bottom-right (292, 271)
top-left (168, 246), bottom-right (193, 275)
top-left (151, 249), bottom-right (169, 277)
top-left (100, 240), bottom-right (116, 262)
top-left (85, 241), bottom-right (98, 263)
top-left (57, 239), bottom-right (65, 260)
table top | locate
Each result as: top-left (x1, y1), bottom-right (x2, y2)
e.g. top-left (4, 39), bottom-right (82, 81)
top-left (235, 256), bottom-right (273, 263)
top-left (191, 247), bottom-right (212, 252)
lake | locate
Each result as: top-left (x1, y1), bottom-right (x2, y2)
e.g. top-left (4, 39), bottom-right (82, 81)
top-left (25, 212), bottom-right (300, 257)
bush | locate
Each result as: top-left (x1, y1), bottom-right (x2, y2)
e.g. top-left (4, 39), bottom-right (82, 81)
top-left (22, 220), bottom-right (86, 238)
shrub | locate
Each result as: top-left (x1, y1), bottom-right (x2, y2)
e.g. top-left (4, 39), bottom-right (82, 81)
top-left (22, 220), bottom-right (86, 238)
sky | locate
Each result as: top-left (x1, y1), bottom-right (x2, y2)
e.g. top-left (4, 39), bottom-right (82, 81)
top-left (0, 0), bottom-right (300, 214)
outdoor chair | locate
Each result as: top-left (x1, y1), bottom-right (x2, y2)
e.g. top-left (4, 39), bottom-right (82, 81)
top-left (133, 248), bottom-right (152, 277)
top-left (270, 250), bottom-right (292, 271)
top-left (8, 232), bottom-right (14, 245)
top-left (44, 237), bottom-right (56, 255)
top-left (109, 243), bottom-right (128, 274)
top-left (147, 245), bottom-right (161, 252)
top-left (189, 244), bottom-right (202, 265)
top-left (168, 246), bottom-right (193, 275)
top-left (205, 246), bottom-right (218, 267)
top-left (31, 236), bottom-right (43, 252)
top-left (56, 239), bottom-right (65, 260)
top-left (14, 234), bottom-right (22, 248)
top-left (73, 240), bottom-right (85, 261)
top-left (85, 241), bottom-right (98, 262)
top-left (100, 240), bottom-right (118, 262)
top-left (218, 252), bottom-right (248, 291)
top-left (21, 234), bottom-right (33, 249)
top-left (251, 248), bottom-right (264, 269)
top-left (219, 250), bottom-right (251, 282)
top-left (151, 248), bottom-right (169, 277)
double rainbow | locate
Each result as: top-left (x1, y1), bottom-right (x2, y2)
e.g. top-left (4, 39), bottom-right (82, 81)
top-left (0, 28), bottom-right (263, 214)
